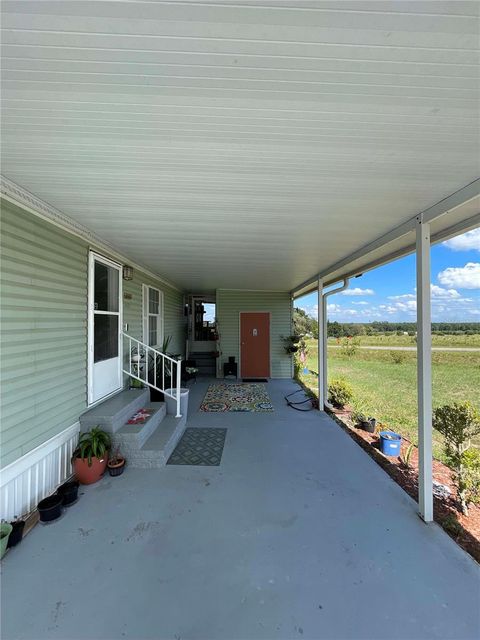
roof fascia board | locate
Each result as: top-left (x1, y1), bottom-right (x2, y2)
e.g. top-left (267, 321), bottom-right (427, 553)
top-left (291, 179), bottom-right (480, 298)
top-left (293, 210), bottom-right (480, 300)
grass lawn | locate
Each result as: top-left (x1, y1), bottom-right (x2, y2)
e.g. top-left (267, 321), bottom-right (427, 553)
top-left (327, 333), bottom-right (480, 348)
top-left (300, 338), bottom-right (480, 461)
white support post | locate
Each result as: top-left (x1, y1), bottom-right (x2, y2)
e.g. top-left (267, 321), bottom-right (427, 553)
top-left (322, 293), bottom-right (328, 406)
top-left (175, 360), bottom-right (182, 418)
top-left (317, 277), bottom-right (325, 410)
top-left (416, 218), bottom-right (433, 523)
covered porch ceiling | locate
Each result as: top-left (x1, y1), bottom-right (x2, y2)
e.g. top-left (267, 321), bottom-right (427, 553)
top-left (1, 1), bottom-right (479, 293)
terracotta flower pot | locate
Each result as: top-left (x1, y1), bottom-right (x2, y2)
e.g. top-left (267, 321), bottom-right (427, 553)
top-left (73, 456), bottom-right (107, 485)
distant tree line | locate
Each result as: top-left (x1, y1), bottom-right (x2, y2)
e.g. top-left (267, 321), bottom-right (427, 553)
top-left (293, 309), bottom-right (480, 338)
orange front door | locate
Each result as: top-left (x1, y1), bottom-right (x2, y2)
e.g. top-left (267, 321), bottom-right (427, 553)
top-left (240, 312), bottom-right (270, 378)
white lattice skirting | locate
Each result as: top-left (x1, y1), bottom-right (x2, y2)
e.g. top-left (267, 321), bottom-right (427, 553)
top-left (0, 423), bottom-right (80, 521)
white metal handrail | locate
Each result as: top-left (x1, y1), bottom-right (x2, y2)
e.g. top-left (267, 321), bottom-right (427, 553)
top-left (121, 332), bottom-right (183, 418)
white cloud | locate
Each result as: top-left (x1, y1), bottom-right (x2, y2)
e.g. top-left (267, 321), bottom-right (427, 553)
top-left (341, 287), bottom-right (375, 296)
top-left (438, 262), bottom-right (480, 289)
top-left (327, 303), bottom-right (341, 313)
top-left (299, 304), bottom-right (318, 318)
top-left (430, 284), bottom-right (461, 299)
top-left (443, 228), bottom-right (480, 252)
top-left (395, 300), bottom-right (417, 313)
top-left (388, 293), bottom-right (416, 301)
top-left (351, 301), bottom-right (369, 305)
top-left (379, 304), bottom-right (399, 314)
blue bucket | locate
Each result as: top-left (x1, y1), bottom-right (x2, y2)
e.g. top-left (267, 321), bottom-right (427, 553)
top-left (379, 431), bottom-right (402, 456)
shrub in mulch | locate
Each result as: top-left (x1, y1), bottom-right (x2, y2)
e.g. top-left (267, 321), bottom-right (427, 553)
top-left (326, 407), bottom-right (480, 564)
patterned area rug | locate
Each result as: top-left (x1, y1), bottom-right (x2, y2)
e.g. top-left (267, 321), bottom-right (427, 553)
top-left (200, 383), bottom-right (274, 412)
top-left (167, 428), bottom-right (227, 466)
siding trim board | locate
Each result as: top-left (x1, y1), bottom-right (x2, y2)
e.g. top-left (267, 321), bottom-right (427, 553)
top-left (0, 421), bottom-right (80, 521)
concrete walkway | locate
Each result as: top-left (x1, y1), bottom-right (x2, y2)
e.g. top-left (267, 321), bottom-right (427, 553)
top-left (2, 379), bottom-right (479, 640)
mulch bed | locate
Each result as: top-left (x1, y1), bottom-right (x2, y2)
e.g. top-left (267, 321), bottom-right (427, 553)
top-left (327, 405), bottom-right (480, 564)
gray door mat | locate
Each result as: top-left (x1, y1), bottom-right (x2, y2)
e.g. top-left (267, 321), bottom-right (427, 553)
top-left (167, 428), bottom-right (227, 466)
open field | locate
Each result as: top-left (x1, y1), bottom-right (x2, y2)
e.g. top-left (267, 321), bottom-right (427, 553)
top-left (327, 333), bottom-right (480, 348)
top-left (300, 338), bottom-right (480, 461)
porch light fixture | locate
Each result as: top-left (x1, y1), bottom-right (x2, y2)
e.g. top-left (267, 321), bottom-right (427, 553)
top-left (123, 265), bottom-right (134, 281)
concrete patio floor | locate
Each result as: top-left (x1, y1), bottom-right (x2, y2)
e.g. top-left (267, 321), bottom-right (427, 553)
top-left (1, 379), bottom-right (479, 640)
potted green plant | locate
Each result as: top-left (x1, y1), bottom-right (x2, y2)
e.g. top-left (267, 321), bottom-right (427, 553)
top-left (282, 335), bottom-right (302, 354)
top-left (72, 427), bottom-right (111, 485)
top-left (7, 516), bottom-right (25, 548)
top-left (1, 522), bottom-right (13, 559)
top-left (108, 447), bottom-right (126, 477)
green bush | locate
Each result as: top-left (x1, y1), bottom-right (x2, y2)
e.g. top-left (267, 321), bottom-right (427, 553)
top-left (328, 378), bottom-right (353, 409)
top-left (339, 337), bottom-right (359, 357)
top-left (463, 448), bottom-right (480, 507)
top-left (389, 350), bottom-right (407, 364)
top-left (433, 402), bottom-right (480, 514)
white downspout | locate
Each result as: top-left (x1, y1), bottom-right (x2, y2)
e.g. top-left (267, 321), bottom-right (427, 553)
top-left (321, 278), bottom-right (350, 409)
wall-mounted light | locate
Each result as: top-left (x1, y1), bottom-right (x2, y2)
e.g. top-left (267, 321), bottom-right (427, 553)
top-left (123, 265), bottom-right (134, 281)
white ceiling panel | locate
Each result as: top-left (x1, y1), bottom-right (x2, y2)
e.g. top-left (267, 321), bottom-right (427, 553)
top-left (1, 0), bottom-right (479, 292)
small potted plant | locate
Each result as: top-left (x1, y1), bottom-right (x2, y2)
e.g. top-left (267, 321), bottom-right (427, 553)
top-left (108, 447), bottom-right (126, 477)
top-left (7, 516), bottom-right (25, 548)
top-left (72, 427), bottom-right (111, 485)
top-left (0, 522), bottom-right (13, 559)
top-left (282, 335), bottom-right (302, 354)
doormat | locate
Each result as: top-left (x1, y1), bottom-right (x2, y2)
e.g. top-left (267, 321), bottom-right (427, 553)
top-left (242, 378), bottom-right (268, 383)
top-left (167, 428), bottom-right (227, 466)
top-left (127, 408), bottom-right (155, 424)
top-left (200, 383), bottom-right (274, 412)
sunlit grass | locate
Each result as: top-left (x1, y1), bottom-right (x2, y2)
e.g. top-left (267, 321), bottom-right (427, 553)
top-left (300, 338), bottom-right (480, 461)
top-left (327, 333), bottom-right (480, 348)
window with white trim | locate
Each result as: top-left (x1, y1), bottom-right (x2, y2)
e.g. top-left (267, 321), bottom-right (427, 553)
top-left (143, 285), bottom-right (164, 348)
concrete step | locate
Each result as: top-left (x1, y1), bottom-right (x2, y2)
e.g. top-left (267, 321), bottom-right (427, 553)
top-left (190, 352), bottom-right (214, 361)
top-left (190, 354), bottom-right (216, 374)
top-left (112, 402), bottom-right (166, 451)
top-left (79, 388), bottom-right (149, 434)
top-left (197, 364), bottom-right (216, 374)
top-left (125, 414), bottom-right (187, 469)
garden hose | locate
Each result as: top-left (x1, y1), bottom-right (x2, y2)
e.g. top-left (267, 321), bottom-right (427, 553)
top-left (285, 389), bottom-right (316, 412)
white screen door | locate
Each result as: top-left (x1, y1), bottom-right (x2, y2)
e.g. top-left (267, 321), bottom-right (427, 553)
top-left (88, 253), bottom-right (122, 404)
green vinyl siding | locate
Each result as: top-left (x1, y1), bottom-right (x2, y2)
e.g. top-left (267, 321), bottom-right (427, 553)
top-left (216, 289), bottom-right (292, 378)
top-left (0, 200), bottom-right (185, 468)
top-left (123, 275), bottom-right (185, 356)
top-left (1, 202), bottom-right (89, 467)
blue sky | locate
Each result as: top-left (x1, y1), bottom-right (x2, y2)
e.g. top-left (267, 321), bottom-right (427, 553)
top-left (297, 228), bottom-right (480, 323)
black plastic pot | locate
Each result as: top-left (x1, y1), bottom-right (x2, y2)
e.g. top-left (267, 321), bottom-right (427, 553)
top-left (149, 387), bottom-right (164, 402)
top-left (359, 418), bottom-right (376, 434)
top-left (7, 520), bottom-right (25, 548)
top-left (57, 480), bottom-right (80, 506)
top-left (37, 494), bottom-right (63, 523)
